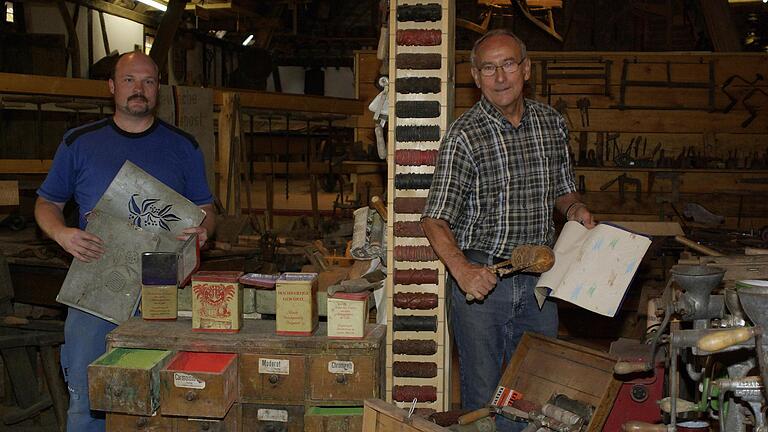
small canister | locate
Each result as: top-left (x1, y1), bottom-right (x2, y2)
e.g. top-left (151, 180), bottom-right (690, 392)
top-left (275, 272), bottom-right (318, 336)
top-left (141, 252), bottom-right (179, 320)
top-left (191, 271), bottom-right (244, 332)
top-left (327, 291), bottom-right (369, 339)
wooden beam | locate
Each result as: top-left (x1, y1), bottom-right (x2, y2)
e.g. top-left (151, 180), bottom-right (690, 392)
top-left (76, 0), bottom-right (158, 27)
top-left (149, 0), bottom-right (187, 72)
top-left (57, 0), bottom-right (82, 78)
top-left (0, 160), bottom-right (52, 174)
top-left (0, 73), bottom-right (111, 98)
top-left (0, 72), bottom-right (364, 116)
top-left (222, 89), bottom-right (364, 115)
top-left (699, 0), bottom-right (742, 52)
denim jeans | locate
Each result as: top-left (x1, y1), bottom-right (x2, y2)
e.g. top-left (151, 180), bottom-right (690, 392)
top-left (61, 307), bottom-right (117, 432)
top-left (449, 250), bottom-right (558, 432)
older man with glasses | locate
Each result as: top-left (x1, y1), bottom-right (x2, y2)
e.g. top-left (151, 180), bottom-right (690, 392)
top-left (421, 29), bottom-right (595, 432)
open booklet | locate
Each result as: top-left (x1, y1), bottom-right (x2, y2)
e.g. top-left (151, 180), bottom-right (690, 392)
top-left (56, 161), bottom-right (205, 324)
top-left (535, 221), bottom-right (652, 317)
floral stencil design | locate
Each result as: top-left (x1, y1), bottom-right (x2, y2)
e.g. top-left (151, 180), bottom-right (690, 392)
top-left (128, 194), bottom-right (181, 231)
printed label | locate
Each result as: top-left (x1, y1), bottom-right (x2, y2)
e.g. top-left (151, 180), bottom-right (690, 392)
top-left (258, 358), bottom-right (290, 375)
top-left (173, 372), bottom-right (206, 389)
top-left (328, 360), bottom-right (354, 374)
top-left (257, 408), bottom-right (288, 422)
top-left (491, 385), bottom-right (522, 407)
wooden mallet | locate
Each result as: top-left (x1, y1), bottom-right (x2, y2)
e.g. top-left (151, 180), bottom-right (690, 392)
top-left (466, 245), bottom-right (555, 301)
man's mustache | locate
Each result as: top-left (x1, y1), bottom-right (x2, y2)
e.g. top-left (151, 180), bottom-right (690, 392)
top-left (127, 94), bottom-right (148, 103)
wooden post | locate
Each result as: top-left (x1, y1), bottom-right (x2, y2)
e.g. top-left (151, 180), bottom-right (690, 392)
top-left (56, 0), bottom-right (81, 78)
top-left (217, 93), bottom-right (235, 215)
top-left (149, 0), bottom-right (187, 72)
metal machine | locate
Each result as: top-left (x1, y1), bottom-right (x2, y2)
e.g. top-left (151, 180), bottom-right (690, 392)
top-left (614, 264), bottom-right (768, 431)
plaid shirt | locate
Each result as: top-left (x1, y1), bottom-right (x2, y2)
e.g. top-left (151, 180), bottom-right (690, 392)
top-left (422, 97), bottom-right (576, 259)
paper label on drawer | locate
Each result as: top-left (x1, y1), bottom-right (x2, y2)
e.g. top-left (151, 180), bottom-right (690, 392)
top-left (328, 360), bottom-right (354, 374)
top-left (257, 408), bottom-right (288, 423)
top-left (173, 373), bottom-right (206, 389)
top-left (258, 358), bottom-right (290, 375)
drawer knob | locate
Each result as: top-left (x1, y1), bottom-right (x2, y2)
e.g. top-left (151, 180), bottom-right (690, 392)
top-left (268, 374), bottom-right (279, 385)
top-left (185, 390), bottom-right (198, 401)
top-left (201, 423), bottom-right (210, 431)
top-left (136, 417), bottom-right (148, 427)
top-left (336, 374), bottom-right (348, 384)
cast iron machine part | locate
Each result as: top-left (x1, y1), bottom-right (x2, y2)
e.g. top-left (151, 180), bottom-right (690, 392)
top-left (615, 266), bottom-right (768, 431)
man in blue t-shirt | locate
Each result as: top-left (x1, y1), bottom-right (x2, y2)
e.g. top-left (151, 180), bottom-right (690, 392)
top-left (35, 51), bottom-right (216, 432)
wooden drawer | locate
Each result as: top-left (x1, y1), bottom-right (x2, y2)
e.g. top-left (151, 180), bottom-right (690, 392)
top-left (239, 354), bottom-right (305, 402)
top-left (304, 407), bottom-right (363, 432)
top-left (242, 404), bottom-right (304, 432)
top-left (88, 348), bottom-right (173, 415)
top-left (308, 355), bottom-right (376, 401)
top-left (160, 352), bottom-right (238, 418)
top-left (175, 403), bottom-right (240, 432)
top-left (106, 412), bottom-right (173, 431)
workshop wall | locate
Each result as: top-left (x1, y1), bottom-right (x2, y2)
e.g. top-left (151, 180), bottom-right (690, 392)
top-left (356, 50), bottom-right (768, 231)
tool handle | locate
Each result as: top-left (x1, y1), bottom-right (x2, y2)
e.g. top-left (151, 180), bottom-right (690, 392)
top-left (621, 421), bottom-right (670, 432)
top-left (457, 407), bottom-right (492, 425)
top-left (370, 196), bottom-right (387, 222)
top-left (673, 235), bottom-right (724, 257)
top-left (613, 361), bottom-right (651, 375)
top-left (697, 327), bottom-right (755, 352)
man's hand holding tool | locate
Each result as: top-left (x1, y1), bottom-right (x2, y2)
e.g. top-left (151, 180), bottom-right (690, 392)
top-left (465, 245), bottom-right (555, 301)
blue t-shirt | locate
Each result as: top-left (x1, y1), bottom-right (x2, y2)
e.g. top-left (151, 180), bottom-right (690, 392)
top-left (38, 117), bottom-right (213, 229)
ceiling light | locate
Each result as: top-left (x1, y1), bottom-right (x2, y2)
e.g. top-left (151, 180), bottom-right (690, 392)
top-left (242, 34), bottom-right (254, 46)
top-left (136, 0), bottom-right (167, 12)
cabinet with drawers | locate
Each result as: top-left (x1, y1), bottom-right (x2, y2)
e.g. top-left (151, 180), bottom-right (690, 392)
top-left (99, 318), bottom-right (386, 431)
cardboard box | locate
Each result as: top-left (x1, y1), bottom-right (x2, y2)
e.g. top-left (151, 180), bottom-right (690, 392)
top-left (191, 271), bottom-right (244, 332)
top-left (276, 273), bottom-right (318, 336)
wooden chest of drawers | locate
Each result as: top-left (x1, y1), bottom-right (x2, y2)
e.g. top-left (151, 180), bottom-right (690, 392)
top-left (101, 318), bottom-right (385, 431)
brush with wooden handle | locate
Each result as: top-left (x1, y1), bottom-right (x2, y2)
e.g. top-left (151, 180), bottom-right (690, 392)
top-left (466, 245), bottom-right (555, 301)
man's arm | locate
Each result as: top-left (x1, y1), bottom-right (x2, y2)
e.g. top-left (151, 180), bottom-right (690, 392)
top-left (34, 196), bottom-right (104, 262)
top-left (555, 192), bottom-right (596, 228)
top-left (179, 203), bottom-right (216, 245)
top-left (421, 217), bottom-right (497, 300)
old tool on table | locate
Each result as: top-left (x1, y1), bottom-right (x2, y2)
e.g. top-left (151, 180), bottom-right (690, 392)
top-left (465, 245), bottom-right (555, 301)
top-left (457, 404), bottom-right (529, 425)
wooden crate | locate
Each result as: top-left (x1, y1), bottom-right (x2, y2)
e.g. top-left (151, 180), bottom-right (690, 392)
top-left (362, 399), bottom-right (447, 432)
top-left (498, 333), bottom-right (621, 432)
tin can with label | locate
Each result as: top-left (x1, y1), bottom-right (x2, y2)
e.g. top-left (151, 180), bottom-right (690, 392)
top-left (276, 273), bottom-right (318, 336)
top-left (327, 291), bottom-right (369, 339)
top-left (191, 271), bottom-right (244, 332)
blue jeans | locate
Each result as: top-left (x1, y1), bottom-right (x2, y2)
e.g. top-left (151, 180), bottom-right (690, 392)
top-left (449, 250), bottom-right (558, 432)
top-left (61, 307), bottom-right (117, 432)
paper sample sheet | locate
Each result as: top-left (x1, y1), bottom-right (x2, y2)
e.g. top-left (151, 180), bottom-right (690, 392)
top-left (536, 221), bottom-right (652, 317)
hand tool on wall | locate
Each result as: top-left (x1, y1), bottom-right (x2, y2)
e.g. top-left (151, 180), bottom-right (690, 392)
top-left (465, 245), bottom-right (555, 301)
top-left (576, 97), bottom-right (590, 127)
top-left (553, 98), bottom-right (573, 128)
top-left (721, 73), bottom-right (764, 113)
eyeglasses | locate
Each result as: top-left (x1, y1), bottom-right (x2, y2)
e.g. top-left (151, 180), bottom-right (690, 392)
top-left (475, 58), bottom-right (526, 77)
